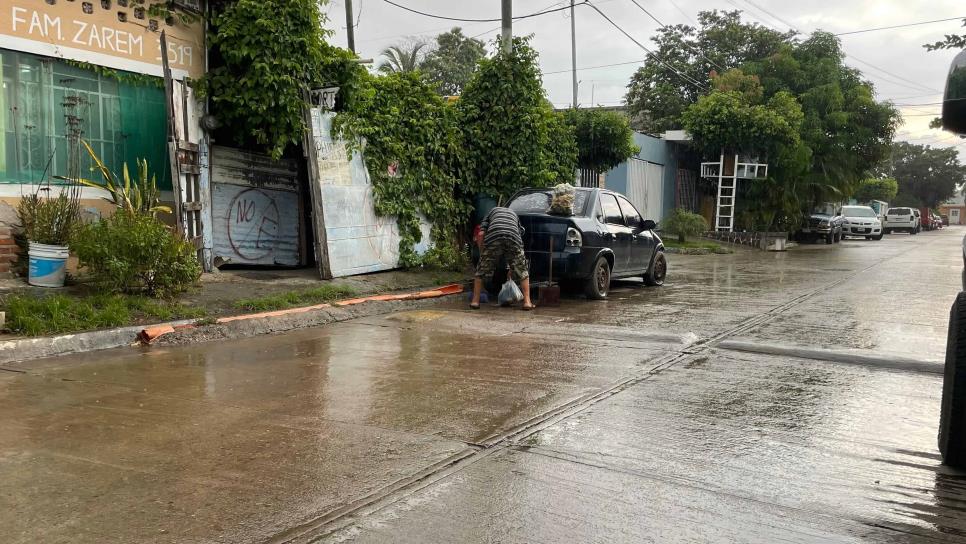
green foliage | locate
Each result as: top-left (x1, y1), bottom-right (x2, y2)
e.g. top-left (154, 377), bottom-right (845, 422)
top-left (626, 12), bottom-right (900, 229)
top-left (378, 41), bottom-right (429, 74)
top-left (563, 109), bottom-right (639, 173)
top-left (662, 208), bottom-right (709, 243)
top-left (335, 71), bottom-right (470, 266)
top-left (199, 0), bottom-right (332, 159)
top-left (234, 284), bottom-right (357, 312)
top-left (681, 89), bottom-right (802, 157)
top-left (854, 178), bottom-right (898, 202)
top-left (64, 60), bottom-right (164, 88)
top-left (2, 293), bottom-right (204, 336)
top-left (420, 241), bottom-right (469, 272)
top-left (625, 10), bottom-right (793, 132)
top-left (924, 18), bottom-right (966, 50)
top-left (17, 189), bottom-right (81, 246)
top-left (73, 211), bottom-right (201, 298)
top-left (421, 28), bottom-right (487, 96)
top-left (59, 140), bottom-right (171, 217)
top-left (458, 37), bottom-right (578, 199)
top-left (878, 142), bottom-right (966, 208)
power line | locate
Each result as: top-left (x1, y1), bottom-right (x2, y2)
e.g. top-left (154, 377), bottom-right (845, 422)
top-left (665, 0), bottom-right (697, 25)
top-left (740, 0), bottom-right (798, 32)
top-left (846, 53), bottom-right (941, 94)
top-left (627, 0), bottom-right (725, 71)
top-left (542, 58), bottom-right (648, 75)
top-left (834, 16), bottom-right (966, 37)
top-left (584, 1), bottom-right (708, 90)
top-left (380, 0), bottom-right (587, 23)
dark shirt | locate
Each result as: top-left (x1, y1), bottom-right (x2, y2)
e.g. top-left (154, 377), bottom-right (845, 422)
top-left (481, 207), bottom-right (524, 246)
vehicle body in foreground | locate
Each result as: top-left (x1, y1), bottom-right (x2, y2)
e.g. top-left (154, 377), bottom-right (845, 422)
top-left (796, 204), bottom-right (844, 244)
top-left (841, 205), bottom-right (883, 240)
top-left (884, 207), bottom-right (920, 234)
top-left (506, 187), bottom-right (666, 299)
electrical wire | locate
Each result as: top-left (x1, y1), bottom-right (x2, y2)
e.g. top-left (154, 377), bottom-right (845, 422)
top-left (835, 16), bottom-right (966, 37)
top-left (542, 58), bottom-right (649, 75)
top-left (584, 1), bottom-right (708, 90)
top-left (380, 0), bottom-right (588, 23)
top-left (739, 0), bottom-right (798, 32)
top-left (627, 0), bottom-right (725, 71)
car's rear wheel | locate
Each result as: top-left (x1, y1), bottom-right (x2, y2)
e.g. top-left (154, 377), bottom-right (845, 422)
top-left (940, 292), bottom-right (966, 467)
top-left (912, 228), bottom-right (919, 235)
top-left (643, 251), bottom-right (667, 287)
top-left (584, 256), bottom-right (610, 300)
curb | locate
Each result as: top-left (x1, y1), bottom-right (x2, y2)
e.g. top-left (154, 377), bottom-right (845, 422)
top-left (717, 340), bottom-right (943, 374)
top-left (0, 284), bottom-right (464, 366)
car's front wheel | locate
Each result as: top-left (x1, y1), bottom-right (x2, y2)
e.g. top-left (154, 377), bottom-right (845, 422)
top-left (825, 233), bottom-right (834, 244)
top-left (873, 234), bottom-right (883, 241)
top-left (644, 251), bottom-right (667, 287)
top-left (584, 256), bottom-right (611, 300)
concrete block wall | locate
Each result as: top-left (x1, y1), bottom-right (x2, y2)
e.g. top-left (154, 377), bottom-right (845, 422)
top-left (0, 202), bottom-right (19, 278)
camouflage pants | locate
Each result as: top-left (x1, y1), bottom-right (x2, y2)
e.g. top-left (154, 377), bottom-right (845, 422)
top-left (475, 238), bottom-right (529, 280)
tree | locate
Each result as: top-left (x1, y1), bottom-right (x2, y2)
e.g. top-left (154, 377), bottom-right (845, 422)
top-left (663, 208), bottom-right (708, 242)
top-left (882, 142), bottom-right (966, 208)
top-left (378, 40), bottom-right (429, 74)
top-left (924, 18), bottom-right (966, 51)
top-left (625, 10), bottom-right (793, 133)
top-left (563, 109), bottom-right (639, 174)
top-left (420, 28), bottom-right (486, 96)
top-left (458, 37), bottom-right (577, 200)
top-left (854, 178), bottom-right (898, 203)
top-left (201, 0), bottom-right (334, 159)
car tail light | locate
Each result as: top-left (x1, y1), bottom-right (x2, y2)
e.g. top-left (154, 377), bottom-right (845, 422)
top-left (910, 215), bottom-right (915, 221)
top-left (566, 227), bottom-right (582, 247)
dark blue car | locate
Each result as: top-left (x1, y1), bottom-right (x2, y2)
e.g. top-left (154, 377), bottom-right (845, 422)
top-left (504, 187), bottom-right (667, 299)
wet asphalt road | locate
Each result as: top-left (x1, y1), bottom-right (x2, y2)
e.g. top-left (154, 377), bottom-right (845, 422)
top-left (2, 228), bottom-right (965, 543)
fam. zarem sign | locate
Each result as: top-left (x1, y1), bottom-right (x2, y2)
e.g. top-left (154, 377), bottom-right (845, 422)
top-left (4, 1), bottom-right (204, 78)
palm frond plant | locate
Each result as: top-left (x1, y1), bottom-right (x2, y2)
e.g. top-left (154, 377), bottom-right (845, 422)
top-left (378, 41), bottom-right (428, 74)
top-left (57, 140), bottom-right (171, 217)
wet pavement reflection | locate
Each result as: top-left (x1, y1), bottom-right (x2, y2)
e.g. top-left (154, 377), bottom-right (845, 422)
top-left (1, 228), bottom-right (964, 542)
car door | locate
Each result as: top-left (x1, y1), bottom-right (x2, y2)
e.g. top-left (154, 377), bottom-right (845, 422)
top-left (616, 195), bottom-right (653, 272)
top-left (598, 193), bottom-right (632, 273)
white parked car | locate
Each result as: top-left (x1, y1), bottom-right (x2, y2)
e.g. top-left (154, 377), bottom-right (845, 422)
top-left (841, 205), bottom-right (883, 240)
top-left (884, 207), bottom-right (921, 234)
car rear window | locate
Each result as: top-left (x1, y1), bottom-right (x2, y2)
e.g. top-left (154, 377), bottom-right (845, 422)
top-left (508, 190), bottom-right (590, 215)
top-left (888, 208), bottom-right (911, 215)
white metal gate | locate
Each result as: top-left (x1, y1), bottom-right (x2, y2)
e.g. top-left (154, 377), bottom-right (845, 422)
top-left (626, 158), bottom-right (665, 222)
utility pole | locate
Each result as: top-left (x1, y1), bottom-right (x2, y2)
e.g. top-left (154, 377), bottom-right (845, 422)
top-left (501, 0), bottom-right (512, 54)
top-left (345, 0), bottom-right (356, 53)
top-left (570, 0), bottom-right (578, 108)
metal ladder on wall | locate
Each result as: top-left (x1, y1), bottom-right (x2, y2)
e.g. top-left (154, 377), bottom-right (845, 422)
top-left (715, 176), bottom-right (736, 231)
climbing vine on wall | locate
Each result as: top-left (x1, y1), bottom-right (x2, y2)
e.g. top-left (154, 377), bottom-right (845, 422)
top-left (64, 60), bottom-right (165, 88)
top-left (334, 72), bottom-right (470, 267)
top-left (198, 0), bottom-right (332, 160)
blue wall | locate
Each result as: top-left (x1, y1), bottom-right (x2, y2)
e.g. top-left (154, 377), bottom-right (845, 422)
top-left (604, 132), bottom-right (679, 220)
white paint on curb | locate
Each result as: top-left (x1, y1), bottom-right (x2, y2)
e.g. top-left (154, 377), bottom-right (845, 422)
top-left (717, 340), bottom-right (943, 374)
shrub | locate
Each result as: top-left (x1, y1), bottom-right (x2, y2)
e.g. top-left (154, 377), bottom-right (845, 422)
top-left (17, 189), bottom-right (81, 245)
top-left (663, 208), bottom-right (709, 243)
top-left (72, 211), bottom-right (201, 297)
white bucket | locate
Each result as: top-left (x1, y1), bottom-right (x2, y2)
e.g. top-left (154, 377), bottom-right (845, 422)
top-left (28, 242), bottom-right (69, 288)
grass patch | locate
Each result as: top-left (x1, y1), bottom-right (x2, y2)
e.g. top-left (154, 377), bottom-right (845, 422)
top-left (663, 239), bottom-right (725, 251)
top-left (3, 293), bottom-right (206, 336)
top-left (233, 284), bottom-right (358, 312)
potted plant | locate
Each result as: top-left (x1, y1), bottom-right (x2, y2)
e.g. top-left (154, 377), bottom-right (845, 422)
top-left (17, 187), bottom-right (81, 288)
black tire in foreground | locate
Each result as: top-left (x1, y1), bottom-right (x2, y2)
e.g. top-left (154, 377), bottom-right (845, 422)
top-left (644, 251), bottom-right (667, 287)
top-left (584, 256), bottom-right (611, 300)
top-left (940, 291), bottom-right (966, 467)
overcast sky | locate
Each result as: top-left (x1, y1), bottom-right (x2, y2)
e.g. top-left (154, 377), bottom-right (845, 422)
top-left (322, 0), bottom-right (966, 157)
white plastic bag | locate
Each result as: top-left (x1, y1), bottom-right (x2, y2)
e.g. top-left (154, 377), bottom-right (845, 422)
top-left (498, 279), bottom-right (524, 306)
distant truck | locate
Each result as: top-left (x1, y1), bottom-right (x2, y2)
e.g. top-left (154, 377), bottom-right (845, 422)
top-left (867, 200), bottom-right (889, 222)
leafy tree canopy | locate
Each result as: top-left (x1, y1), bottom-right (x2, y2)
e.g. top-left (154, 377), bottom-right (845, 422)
top-left (458, 37), bottom-right (577, 200)
top-left (878, 142), bottom-right (966, 208)
top-left (854, 177), bottom-right (898, 203)
top-left (421, 28), bottom-right (486, 96)
top-left (563, 109), bottom-right (639, 173)
top-left (625, 10), bottom-right (792, 133)
top-left (924, 18), bottom-right (966, 51)
top-left (627, 11), bottom-right (900, 229)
